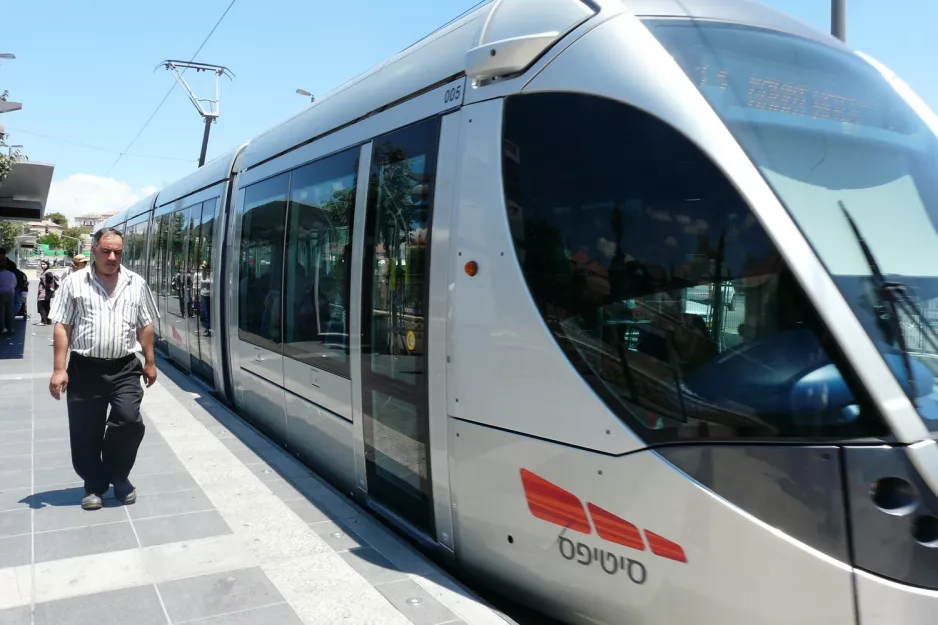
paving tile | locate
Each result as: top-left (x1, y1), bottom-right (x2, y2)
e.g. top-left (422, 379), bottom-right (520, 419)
top-left (339, 547), bottom-right (409, 585)
top-left (309, 519), bottom-right (364, 552)
top-left (32, 585), bottom-right (167, 625)
top-left (229, 446), bottom-right (266, 465)
top-left (0, 421), bottom-right (31, 434)
top-left (34, 521), bottom-right (138, 563)
top-left (264, 476), bottom-right (324, 502)
top-left (24, 486), bottom-right (88, 508)
top-left (130, 454), bottom-right (184, 477)
top-left (33, 439), bottom-right (71, 455)
top-left (133, 509), bottom-right (232, 547)
top-left (32, 426), bottom-right (69, 442)
top-left (249, 463), bottom-right (287, 483)
top-left (0, 431), bottom-right (29, 444)
top-left (0, 471), bottom-right (31, 489)
top-left (0, 535), bottom-right (31, 568)
top-left (284, 487), bottom-right (358, 524)
top-left (0, 442), bottom-right (30, 459)
top-left (376, 578), bottom-right (460, 625)
top-left (0, 457), bottom-right (30, 473)
top-left (0, 487), bottom-right (31, 512)
top-left (128, 488), bottom-right (214, 520)
top-left (0, 605), bottom-right (31, 625)
top-left (34, 498), bottom-right (127, 533)
top-left (107, 470), bottom-right (198, 497)
top-left (158, 567), bottom-right (285, 623)
top-left (34, 466), bottom-right (81, 488)
top-left (175, 602), bottom-right (303, 625)
top-left (0, 509), bottom-right (30, 538)
top-left (33, 451), bottom-right (73, 470)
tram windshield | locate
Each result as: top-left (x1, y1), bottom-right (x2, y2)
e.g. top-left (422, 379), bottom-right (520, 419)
top-left (647, 19), bottom-right (938, 434)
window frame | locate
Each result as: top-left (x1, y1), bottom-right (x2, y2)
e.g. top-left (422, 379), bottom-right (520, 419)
top-left (237, 172), bottom-right (290, 352)
top-left (281, 145), bottom-right (360, 378)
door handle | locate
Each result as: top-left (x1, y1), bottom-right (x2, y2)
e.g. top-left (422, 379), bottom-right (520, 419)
top-left (253, 347), bottom-right (263, 362)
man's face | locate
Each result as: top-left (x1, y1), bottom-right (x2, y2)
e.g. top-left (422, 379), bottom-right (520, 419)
top-left (91, 233), bottom-right (123, 276)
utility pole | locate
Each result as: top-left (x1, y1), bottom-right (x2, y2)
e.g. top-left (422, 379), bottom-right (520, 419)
top-left (157, 60), bottom-right (234, 167)
top-left (831, 0), bottom-right (846, 42)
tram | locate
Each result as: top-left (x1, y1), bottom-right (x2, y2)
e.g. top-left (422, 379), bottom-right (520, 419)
top-left (99, 0), bottom-right (938, 622)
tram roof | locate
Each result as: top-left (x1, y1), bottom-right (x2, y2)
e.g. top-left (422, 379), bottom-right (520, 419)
top-left (238, 0), bottom-right (497, 171)
top-left (155, 144), bottom-right (248, 210)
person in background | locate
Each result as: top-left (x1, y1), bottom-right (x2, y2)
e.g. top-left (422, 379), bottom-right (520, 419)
top-left (37, 260), bottom-right (58, 325)
top-left (70, 254), bottom-right (88, 274)
top-left (48, 228), bottom-right (160, 510)
top-left (0, 248), bottom-right (16, 334)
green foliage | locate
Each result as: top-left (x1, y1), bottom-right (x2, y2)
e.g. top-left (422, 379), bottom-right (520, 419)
top-left (61, 227), bottom-right (86, 256)
top-left (46, 212), bottom-right (68, 227)
top-left (39, 233), bottom-right (62, 249)
top-left (0, 220), bottom-right (24, 251)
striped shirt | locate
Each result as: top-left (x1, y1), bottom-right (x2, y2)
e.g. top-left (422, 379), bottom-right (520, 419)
top-left (48, 263), bottom-right (160, 359)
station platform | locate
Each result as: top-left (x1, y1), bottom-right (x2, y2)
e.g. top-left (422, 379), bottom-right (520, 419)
top-left (0, 285), bottom-right (515, 625)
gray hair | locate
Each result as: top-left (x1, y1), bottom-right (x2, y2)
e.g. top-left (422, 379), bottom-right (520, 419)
top-left (92, 227), bottom-right (123, 247)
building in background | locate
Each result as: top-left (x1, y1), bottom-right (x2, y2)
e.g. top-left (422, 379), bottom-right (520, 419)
top-left (74, 210), bottom-right (118, 229)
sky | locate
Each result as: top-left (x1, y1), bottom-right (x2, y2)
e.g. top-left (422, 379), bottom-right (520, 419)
top-left (2, 0), bottom-right (937, 219)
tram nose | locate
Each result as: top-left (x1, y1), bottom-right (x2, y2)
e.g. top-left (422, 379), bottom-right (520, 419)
top-left (842, 445), bottom-right (938, 589)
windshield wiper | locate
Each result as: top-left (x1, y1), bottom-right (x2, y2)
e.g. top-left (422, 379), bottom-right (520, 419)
top-left (839, 201), bottom-right (919, 400)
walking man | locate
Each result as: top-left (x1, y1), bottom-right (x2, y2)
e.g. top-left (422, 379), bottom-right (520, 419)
top-left (37, 260), bottom-right (57, 325)
top-left (48, 228), bottom-right (159, 510)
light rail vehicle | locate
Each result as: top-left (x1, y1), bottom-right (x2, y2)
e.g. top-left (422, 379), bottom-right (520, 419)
top-left (99, 0), bottom-right (938, 622)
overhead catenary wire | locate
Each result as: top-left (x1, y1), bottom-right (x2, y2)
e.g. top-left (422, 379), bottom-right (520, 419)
top-left (83, 0), bottom-right (238, 206)
top-left (102, 0), bottom-right (238, 178)
top-left (4, 127), bottom-right (196, 163)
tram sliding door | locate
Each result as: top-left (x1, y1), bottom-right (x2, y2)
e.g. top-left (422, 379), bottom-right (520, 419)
top-left (359, 117), bottom-right (442, 536)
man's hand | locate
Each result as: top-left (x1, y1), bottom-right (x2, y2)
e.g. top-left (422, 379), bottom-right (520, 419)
top-left (142, 362), bottom-right (157, 388)
top-left (49, 369), bottom-right (68, 400)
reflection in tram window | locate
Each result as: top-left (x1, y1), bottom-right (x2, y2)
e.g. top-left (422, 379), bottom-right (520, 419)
top-left (186, 205), bottom-right (200, 320)
top-left (168, 211), bottom-right (188, 318)
top-left (361, 117), bottom-right (441, 533)
top-left (283, 148), bottom-right (358, 377)
top-left (502, 92), bottom-right (887, 442)
top-left (238, 174), bottom-right (289, 350)
top-left (650, 20), bottom-right (938, 433)
top-left (199, 202), bottom-right (214, 339)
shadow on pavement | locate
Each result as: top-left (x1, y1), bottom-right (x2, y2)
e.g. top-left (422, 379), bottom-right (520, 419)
top-left (0, 319), bottom-right (26, 360)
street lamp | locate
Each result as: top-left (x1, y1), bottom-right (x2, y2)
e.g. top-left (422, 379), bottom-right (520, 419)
top-left (296, 89), bottom-right (315, 104)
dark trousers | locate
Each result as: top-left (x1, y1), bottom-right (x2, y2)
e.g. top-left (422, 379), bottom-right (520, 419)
top-left (37, 299), bottom-right (51, 324)
top-left (66, 353), bottom-right (145, 495)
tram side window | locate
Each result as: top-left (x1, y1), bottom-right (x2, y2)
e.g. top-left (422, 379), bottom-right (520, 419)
top-left (501, 92), bottom-right (887, 442)
top-left (238, 174), bottom-right (289, 351)
top-left (283, 148), bottom-right (358, 377)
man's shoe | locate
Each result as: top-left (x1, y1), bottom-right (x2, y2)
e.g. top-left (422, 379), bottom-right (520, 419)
top-left (114, 482), bottom-right (136, 505)
top-left (81, 493), bottom-right (103, 511)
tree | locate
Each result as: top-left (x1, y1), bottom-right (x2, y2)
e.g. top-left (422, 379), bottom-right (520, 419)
top-left (0, 220), bottom-right (24, 251)
top-left (46, 212), bottom-right (68, 227)
top-left (0, 91), bottom-right (27, 183)
top-left (61, 227), bottom-right (86, 256)
top-left (39, 233), bottom-right (62, 249)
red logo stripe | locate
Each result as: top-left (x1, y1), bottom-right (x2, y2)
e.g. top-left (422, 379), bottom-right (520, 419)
top-left (586, 503), bottom-right (646, 551)
top-left (520, 469), bottom-right (591, 534)
top-left (645, 530), bottom-right (687, 563)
